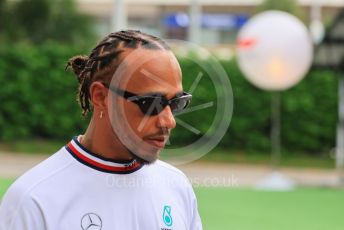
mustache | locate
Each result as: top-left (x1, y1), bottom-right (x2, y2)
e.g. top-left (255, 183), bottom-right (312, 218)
top-left (145, 127), bottom-right (171, 139)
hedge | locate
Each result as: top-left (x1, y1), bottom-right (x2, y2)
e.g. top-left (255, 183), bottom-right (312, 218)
top-left (0, 41), bottom-right (89, 141)
top-left (0, 42), bottom-right (338, 154)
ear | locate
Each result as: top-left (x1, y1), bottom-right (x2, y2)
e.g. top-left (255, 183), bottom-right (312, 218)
top-left (89, 81), bottom-right (108, 111)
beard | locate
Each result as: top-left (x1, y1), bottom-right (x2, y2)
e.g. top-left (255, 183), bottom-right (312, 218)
top-left (112, 129), bottom-right (162, 165)
top-left (126, 144), bottom-right (161, 165)
top-left (112, 126), bottom-right (168, 165)
top-left (128, 149), bottom-right (155, 165)
top-left (108, 111), bottom-right (169, 164)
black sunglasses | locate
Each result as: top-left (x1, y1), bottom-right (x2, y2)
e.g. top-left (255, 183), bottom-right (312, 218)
top-left (103, 83), bottom-right (192, 116)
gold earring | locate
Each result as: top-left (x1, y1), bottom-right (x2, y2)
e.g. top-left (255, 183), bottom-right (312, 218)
top-left (100, 111), bottom-right (103, 119)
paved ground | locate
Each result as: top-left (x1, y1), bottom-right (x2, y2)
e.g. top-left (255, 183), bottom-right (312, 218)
top-left (0, 151), bottom-right (341, 188)
top-left (179, 161), bottom-right (340, 187)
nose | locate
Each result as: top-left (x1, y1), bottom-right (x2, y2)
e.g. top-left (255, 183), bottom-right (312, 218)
top-left (157, 105), bottom-right (176, 130)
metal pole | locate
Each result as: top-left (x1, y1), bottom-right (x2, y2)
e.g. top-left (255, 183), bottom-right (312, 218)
top-left (271, 92), bottom-right (281, 167)
top-left (188, 0), bottom-right (201, 44)
top-left (336, 72), bottom-right (344, 184)
top-left (111, 0), bottom-right (127, 32)
top-left (309, 1), bottom-right (324, 45)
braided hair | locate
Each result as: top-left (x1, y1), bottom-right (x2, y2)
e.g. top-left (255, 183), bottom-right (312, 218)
top-left (66, 30), bottom-right (171, 116)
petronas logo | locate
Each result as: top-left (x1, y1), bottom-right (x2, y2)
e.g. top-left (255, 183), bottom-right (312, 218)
top-left (162, 205), bottom-right (173, 227)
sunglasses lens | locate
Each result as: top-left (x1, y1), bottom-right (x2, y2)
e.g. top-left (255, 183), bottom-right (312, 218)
top-left (137, 97), bottom-right (164, 116)
top-left (134, 93), bottom-right (191, 116)
top-left (170, 97), bottom-right (190, 114)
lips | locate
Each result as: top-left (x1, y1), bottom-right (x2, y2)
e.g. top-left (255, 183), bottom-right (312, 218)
top-left (145, 136), bottom-right (167, 148)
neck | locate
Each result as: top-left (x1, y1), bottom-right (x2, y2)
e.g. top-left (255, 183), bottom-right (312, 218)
top-left (80, 115), bottom-right (134, 161)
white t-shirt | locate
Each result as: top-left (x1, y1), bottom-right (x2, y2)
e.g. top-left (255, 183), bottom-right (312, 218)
top-left (0, 137), bottom-right (202, 230)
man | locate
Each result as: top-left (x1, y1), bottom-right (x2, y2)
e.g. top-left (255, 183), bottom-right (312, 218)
top-left (0, 30), bottom-right (202, 230)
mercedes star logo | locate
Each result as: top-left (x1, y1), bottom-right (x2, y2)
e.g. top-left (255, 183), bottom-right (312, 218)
top-left (81, 213), bottom-right (102, 230)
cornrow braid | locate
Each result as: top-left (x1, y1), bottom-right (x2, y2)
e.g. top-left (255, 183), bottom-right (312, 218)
top-left (66, 30), bottom-right (171, 116)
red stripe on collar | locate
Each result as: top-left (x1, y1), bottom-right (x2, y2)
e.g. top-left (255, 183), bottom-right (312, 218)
top-left (66, 139), bottom-right (142, 174)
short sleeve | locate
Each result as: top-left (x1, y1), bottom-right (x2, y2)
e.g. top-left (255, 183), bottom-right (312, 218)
top-left (0, 186), bottom-right (45, 230)
top-left (189, 189), bottom-right (203, 230)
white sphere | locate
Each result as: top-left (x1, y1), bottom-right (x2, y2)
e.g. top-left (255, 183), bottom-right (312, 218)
top-left (236, 11), bottom-right (313, 91)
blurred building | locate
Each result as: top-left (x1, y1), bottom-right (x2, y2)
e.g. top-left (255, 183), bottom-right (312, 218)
top-left (76, 0), bottom-right (343, 45)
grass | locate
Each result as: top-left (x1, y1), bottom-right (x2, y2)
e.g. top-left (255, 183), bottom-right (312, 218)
top-left (1, 178), bottom-right (343, 229)
top-left (0, 178), bottom-right (15, 198)
top-left (195, 187), bottom-right (344, 230)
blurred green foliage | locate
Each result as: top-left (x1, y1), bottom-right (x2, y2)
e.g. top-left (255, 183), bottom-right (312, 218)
top-left (257, 0), bottom-right (302, 18)
top-left (0, 41), bottom-right (89, 141)
top-left (171, 57), bottom-right (337, 154)
top-left (0, 0), bottom-right (338, 155)
top-left (170, 56), bottom-right (218, 146)
top-left (0, 42), bottom-right (338, 154)
top-left (0, 0), bottom-right (95, 142)
top-left (258, 0), bottom-right (299, 13)
top-left (0, 0), bottom-right (96, 46)
top-left (226, 59), bottom-right (337, 154)
top-left (1, 40), bottom-right (337, 154)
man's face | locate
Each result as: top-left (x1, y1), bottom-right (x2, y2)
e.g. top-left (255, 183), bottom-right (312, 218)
top-left (108, 49), bottom-right (183, 163)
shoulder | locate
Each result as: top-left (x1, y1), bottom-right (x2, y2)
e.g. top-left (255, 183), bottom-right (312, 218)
top-left (151, 160), bottom-right (188, 179)
top-left (0, 147), bottom-right (72, 229)
top-left (144, 160), bottom-right (193, 190)
top-left (1, 147), bottom-right (73, 206)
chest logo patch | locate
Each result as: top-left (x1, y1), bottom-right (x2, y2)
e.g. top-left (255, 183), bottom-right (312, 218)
top-left (81, 213), bottom-right (102, 230)
top-left (162, 205), bottom-right (173, 227)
